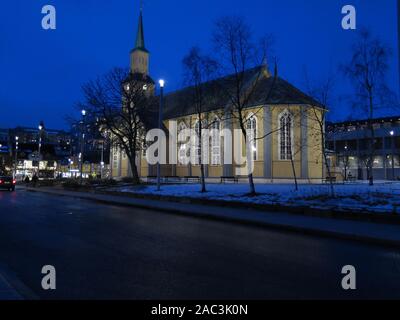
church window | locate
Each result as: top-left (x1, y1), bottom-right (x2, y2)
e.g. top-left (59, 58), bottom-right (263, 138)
top-left (279, 111), bottom-right (293, 160)
top-left (178, 122), bottom-right (188, 165)
top-left (211, 117), bottom-right (221, 165)
top-left (246, 114), bottom-right (257, 161)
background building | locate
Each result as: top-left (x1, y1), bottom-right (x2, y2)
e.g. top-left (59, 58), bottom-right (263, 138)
top-left (0, 123), bottom-right (110, 179)
top-left (326, 116), bottom-right (400, 181)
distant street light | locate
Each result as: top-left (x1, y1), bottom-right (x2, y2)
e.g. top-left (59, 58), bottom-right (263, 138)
top-left (157, 79), bottom-right (165, 191)
top-left (80, 110), bottom-right (86, 184)
top-left (100, 140), bottom-right (105, 180)
top-left (14, 136), bottom-right (19, 179)
top-left (38, 123), bottom-right (43, 173)
top-left (390, 130), bottom-right (395, 180)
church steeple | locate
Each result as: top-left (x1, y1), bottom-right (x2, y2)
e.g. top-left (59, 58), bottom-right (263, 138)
top-left (134, 11), bottom-right (146, 51)
top-left (130, 9), bottom-right (149, 75)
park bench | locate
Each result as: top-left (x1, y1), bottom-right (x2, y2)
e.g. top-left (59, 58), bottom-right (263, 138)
top-left (220, 176), bottom-right (239, 184)
top-left (184, 176), bottom-right (200, 183)
top-left (323, 176), bottom-right (337, 184)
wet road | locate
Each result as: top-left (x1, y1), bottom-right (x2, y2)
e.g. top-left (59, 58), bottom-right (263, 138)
top-left (0, 188), bottom-right (400, 299)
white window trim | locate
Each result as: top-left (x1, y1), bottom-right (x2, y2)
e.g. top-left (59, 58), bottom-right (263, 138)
top-left (246, 113), bottom-right (258, 161)
top-left (278, 109), bottom-right (294, 161)
top-left (210, 116), bottom-right (222, 166)
top-left (177, 121), bottom-right (188, 165)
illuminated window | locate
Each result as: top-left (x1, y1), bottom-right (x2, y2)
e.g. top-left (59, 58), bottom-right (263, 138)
top-left (178, 122), bottom-right (188, 165)
top-left (279, 111), bottom-right (293, 160)
top-left (211, 117), bottom-right (221, 165)
top-left (246, 114), bottom-right (257, 161)
top-left (193, 120), bottom-right (207, 165)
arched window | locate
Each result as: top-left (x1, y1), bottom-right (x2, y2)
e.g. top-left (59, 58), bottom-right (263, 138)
top-left (211, 117), bottom-right (221, 165)
top-left (193, 119), bottom-right (207, 165)
top-left (279, 111), bottom-right (293, 160)
top-left (178, 122), bottom-right (188, 165)
top-left (246, 114), bottom-right (257, 161)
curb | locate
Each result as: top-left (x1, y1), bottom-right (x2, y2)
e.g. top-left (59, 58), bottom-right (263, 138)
top-left (23, 187), bottom-right (400, 248)
top-left (99, 190), bottom-right (400, 225)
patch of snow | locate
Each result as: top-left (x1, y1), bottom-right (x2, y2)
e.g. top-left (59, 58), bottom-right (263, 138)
top-left (113, 182), bottom-right (400, 214)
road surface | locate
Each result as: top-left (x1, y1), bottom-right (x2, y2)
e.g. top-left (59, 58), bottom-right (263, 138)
top-left (0, 188), bottom-right (400, 299)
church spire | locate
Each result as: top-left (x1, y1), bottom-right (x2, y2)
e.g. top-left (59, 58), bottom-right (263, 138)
top-left (134, 11), bottom-right (146, 51)
top-left (130, 6), bottom-right (150, 75)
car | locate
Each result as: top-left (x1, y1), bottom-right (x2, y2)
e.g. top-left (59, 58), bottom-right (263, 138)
top-left (0, 176), bottom-right (16, 191)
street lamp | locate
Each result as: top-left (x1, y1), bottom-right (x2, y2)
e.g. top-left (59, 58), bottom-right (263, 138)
top-left (157, 79), bottom-right (165, 191)
top-left (344, 145), bottom-right (349, 181)
top-left (390, 130), bottom-right (395, 180)
top-left (14, 136), bottom-right (19, 179)
top-left (80, 110), bottom-right (86, 184)
top-left (38, 123), bottom-right (43, 173)
top-left (100, 140), bottom-right (105, 180)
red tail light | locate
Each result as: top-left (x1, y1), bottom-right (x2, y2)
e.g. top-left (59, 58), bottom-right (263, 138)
top-left (13, 180), bottom-right (16, 185)
top-left (0, 180), bottom-right (3, 184)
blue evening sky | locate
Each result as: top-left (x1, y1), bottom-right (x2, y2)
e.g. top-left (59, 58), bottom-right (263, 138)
top-left (0, 0), bottom-right (398, 129)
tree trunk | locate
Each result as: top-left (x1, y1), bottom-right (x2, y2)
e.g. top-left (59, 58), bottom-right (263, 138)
top-left (128, 156), bottom-right (140, 185)
top-left (368, 93), bottom-right (375, 186)
top-left (323, 151), bottom-right (335, 197)
top-left (290, 154), bottom-right (298, 191)
top-left (198, 121), bottom-right (207, 193)
top-left (246, 140), bottom-right (256, 196)
top-left (248, 173), bottom-right (256, 195)
top-left (200, 164), bottom-right (206, 193)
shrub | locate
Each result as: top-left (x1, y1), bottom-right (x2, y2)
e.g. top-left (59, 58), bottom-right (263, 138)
top-left (38, 179), bottom-right (56, 187)
top-left (62, 179), bottom-right (84, 189)
top-left (121, 177), bottom-right (137, 184)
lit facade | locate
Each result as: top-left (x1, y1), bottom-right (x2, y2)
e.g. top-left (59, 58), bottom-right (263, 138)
top-left (111, 12), bottom-right (325, 183)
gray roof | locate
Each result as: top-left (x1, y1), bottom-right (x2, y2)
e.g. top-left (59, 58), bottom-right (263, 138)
top-left (162, 66), bottom-right (323, 120)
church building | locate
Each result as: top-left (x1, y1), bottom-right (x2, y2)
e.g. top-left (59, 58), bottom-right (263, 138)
top-left (111, 12), bottom-right (326, 183)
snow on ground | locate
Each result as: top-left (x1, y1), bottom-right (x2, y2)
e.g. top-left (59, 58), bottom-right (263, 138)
top-left (115, 182), bottom-right (400, 214)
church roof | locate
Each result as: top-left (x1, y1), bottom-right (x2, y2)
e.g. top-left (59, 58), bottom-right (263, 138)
top-left (133, 12), bottom-right (148, 52)
top-left (162, 65), bottom-right (324, 120)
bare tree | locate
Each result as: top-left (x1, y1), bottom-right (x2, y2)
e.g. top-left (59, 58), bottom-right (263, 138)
top-left (342, 28), bottom-right (392, 186)
top-left (304, 71), bottom-right (335, 197)
top-left (79, 67), bottom-right (156, 185)
top-left (182, 47), bottom-right (218, 193)
top-left (212, 16), bottom-right (277, 195)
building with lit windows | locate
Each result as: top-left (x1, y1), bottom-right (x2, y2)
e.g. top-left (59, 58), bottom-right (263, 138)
top-left (326, 116), bottom-right (400, 181)
top-left (111, 11), bottom-right (325, 182)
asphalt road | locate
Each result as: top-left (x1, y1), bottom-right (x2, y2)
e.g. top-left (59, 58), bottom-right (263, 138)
top-left (0, 188), bottom-right (400, 299)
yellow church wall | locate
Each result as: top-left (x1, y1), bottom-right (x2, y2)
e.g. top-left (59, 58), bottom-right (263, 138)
top-left (208, 165), bottom-right (223, 177)
top-left (270, 105), bottom-right (302, 178)
top-left (176, 166), bottom-right (189, 177)
top-left (306, 108), bottom-right (324, 179)
top-left (133, 104), bottom-right (325, 181)
top-left (273, 161), bottom-right (301, 178)
top-left (120, 157), bottom-right (129, 177)
top-left (140, 165), bottom-right (148, 177)
top-left (230, 107), bottom-right (264, 177)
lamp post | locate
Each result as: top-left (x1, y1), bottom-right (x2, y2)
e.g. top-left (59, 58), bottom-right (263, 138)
top-left (14, 136), bottom-right (19, 179)
top-left (100, 140), bottom-right (104, 180)
top-left (80, 110), bottom-right (86, 184)
top-left (344, 145), bottom-right (349, 181)
top-left (157, 79), bottom-right (165, 191)
top-left (390, 130), bottom-right (395, 180)
top-left (38, 124), bottom-right (43, 174)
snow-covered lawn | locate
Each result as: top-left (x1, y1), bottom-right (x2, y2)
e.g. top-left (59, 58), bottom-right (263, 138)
top-left (115, 182), bottom-right (400, 214)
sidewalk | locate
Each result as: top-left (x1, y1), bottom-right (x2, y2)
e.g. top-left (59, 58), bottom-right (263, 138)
top-left (25, 186), bottom-right (400, 248)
